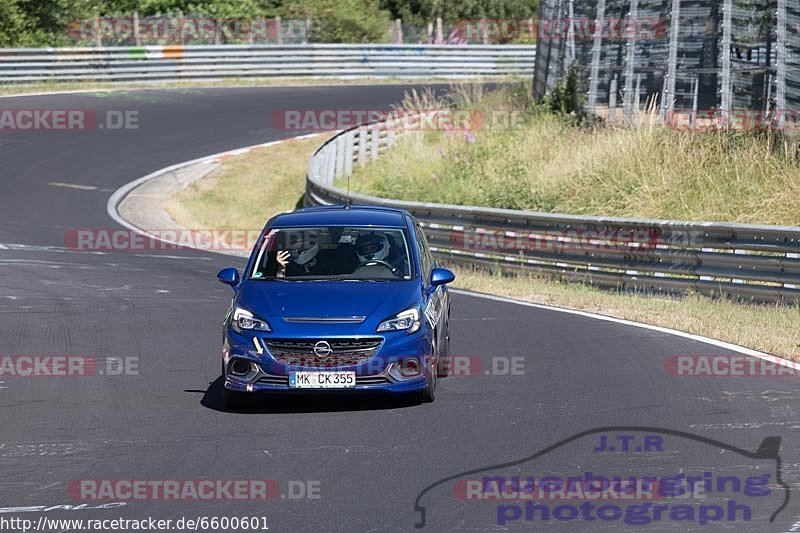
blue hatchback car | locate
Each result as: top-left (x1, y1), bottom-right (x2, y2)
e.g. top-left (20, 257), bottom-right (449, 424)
top-left (216, 205), bottom-right (455, 408)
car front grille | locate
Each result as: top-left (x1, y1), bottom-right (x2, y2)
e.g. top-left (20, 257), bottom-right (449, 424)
top-left (258, 375), bottom-right (289, 385)
top-left (265, 338), bottom-right (383, 368)
top-left (356, 375), bottom-right (391, 385)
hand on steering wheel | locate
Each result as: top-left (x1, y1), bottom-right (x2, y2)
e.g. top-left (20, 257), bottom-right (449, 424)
top-left (358, 259), bottom-right (397, 272)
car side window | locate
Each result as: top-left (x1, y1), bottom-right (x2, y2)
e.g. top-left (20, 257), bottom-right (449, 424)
top-left (414, 224), bottom-right (432, 279)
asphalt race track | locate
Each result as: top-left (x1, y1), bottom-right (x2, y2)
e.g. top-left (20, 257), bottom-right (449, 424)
top-left (0, 86), bottom-right (799, 532)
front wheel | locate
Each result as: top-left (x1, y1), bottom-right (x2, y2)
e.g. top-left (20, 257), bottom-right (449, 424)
top-left (223, 387), bottom-right (247, 411)
top-left (418, 347), bottom-right (437, 403)
top-left (436, 324), bottom-right (451, 378)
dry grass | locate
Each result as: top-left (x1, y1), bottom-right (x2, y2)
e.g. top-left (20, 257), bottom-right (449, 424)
top-left (166, 106), bottom-right (800, 360)
top-left (452, 268), bottom-right (800, 360)
top-left (166, 134), bottom-right (332, 232)
top-left (350, 88), bottom-right (800, 226)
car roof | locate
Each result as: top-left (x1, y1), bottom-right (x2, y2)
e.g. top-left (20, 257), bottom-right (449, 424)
top-left (268, 205), bottom-right (410, 229)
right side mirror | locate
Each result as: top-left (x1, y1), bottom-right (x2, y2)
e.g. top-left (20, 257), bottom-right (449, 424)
top-left (430, 267), bottom-right (455, 287)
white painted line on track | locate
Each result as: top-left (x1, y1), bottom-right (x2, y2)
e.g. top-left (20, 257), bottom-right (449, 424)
top-left (0, 502), bottom-right (126, 514)
top-left (0, 89), bottom-right (116, 99)
top-left (0, 243), bottom-right (99, 253)
top-left (785, 516), bottom-right (800, 532)
top-left (106, 132), bottom-right (327, 251)
top-left (131, 254), bottom-right (212, 260)
top-left (450, 289), bottom-right (800, 372)
top-left (48, 181), bottom-right (99, 191)
top-left (0, 242), bottom-right (211, 261)
top-left (106, 134), bottom-right (795, 367)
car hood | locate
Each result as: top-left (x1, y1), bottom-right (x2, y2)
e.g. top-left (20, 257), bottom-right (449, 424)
top-left (238, 280), bottom-right (421, 323)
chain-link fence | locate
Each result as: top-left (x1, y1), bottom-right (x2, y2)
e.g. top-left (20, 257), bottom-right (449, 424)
top-left (534, 0), bottom-right (799, 129)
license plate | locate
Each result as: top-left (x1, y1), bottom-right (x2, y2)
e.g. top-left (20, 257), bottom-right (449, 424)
top-left (289, 371), bottom-right (356, 389)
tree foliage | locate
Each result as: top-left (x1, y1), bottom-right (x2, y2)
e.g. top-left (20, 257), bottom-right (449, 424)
top-left (379, 0), bottom-right (538, 26)
top-left (547, 62), bottom-right (587, 124)
top-left (0, 0), bottom-right (537, 46)
top-left (282, 0), bottom-right (390, 43)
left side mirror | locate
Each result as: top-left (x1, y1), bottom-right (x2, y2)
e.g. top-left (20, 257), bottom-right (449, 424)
top-left (430, 267), bottom-right (455, 287)
top-left (217, 268), bottom-right (240, 287)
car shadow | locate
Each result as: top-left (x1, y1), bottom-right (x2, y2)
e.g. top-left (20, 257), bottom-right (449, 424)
top-left (191, 377), bottom-right (421, 414)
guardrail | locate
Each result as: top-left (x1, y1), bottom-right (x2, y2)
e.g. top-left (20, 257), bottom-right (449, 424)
top-left (305, 116), bottom-right (800, 303)
top-left (0, 44), bottom-right (536, 83)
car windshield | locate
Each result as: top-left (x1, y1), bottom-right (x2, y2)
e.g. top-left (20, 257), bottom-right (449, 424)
top-left (249, 226), bottom-right (412, 281)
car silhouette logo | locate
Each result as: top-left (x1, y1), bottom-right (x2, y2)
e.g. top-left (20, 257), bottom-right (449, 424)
top-left (313, 341), bottom-right (333, 358)
top-left (412, 426), bottom-right (791, 529)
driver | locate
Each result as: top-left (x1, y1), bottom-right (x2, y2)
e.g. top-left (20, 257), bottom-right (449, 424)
top-left (355, 232), bottom-right (405, 276)
top-left (356, 232), bottom-right (390, 264)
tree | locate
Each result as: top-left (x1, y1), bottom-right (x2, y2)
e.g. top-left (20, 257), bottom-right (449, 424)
top-left (0, 0), bottom-right (536, 46)
top-left (379, 0), bottom-right (537, 26)
top-left (281, 0), bottom-right (390, 43)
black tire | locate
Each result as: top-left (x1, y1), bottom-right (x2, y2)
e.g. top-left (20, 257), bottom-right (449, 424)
top-left (436, 324), bottom-right (452, 378)
top-left (222, 360), bottom-right (249, 411)
top-left (223, 387), bottom-right (248, 411)
top-left (418, 346), bottom-right (437, 403)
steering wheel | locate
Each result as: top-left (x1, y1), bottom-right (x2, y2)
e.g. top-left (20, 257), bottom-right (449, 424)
top-left (358, 259), bottom-right (397, 273)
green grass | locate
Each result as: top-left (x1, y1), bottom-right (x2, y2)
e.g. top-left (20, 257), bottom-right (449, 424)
top-left (348, 97), bottom-right (800, 226)
top-left (165, 125), bottom-right (800, 359)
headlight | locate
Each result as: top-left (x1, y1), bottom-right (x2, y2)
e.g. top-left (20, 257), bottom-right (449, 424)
top-left (232, 306), bottom-right (271, 333)
top-left (377, 308), bottom-right (420, 333)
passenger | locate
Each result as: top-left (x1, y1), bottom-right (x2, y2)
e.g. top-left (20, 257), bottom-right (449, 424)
top-left (276, 242), bottom-right (320, 277)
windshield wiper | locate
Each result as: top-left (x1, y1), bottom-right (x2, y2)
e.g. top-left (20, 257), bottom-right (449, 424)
top-left (311, 277), bottom-right (371, 282)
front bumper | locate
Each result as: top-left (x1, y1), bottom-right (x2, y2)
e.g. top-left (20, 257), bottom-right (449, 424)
top-left (223, 328), bottom-right (432, 394)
